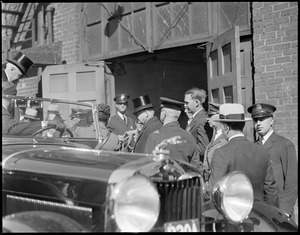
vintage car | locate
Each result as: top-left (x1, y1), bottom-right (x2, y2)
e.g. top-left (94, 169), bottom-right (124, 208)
top-left (2, 95), bottom-right (298, 232)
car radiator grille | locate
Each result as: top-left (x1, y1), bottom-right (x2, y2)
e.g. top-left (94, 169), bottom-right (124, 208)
top-left (154, 176), bottom-right (204, 228)
top-left (6, 195), bottom-right (92, 229)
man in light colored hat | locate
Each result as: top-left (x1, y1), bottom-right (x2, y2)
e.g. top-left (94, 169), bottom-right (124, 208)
top-left (107, 93), bottom-right (136, 151)
top-left (248, 103), bottom-right (297, 221)
top-left (208, 103), bottom-right (279, 207)
top-left (2, 82), bottom-right (66, 135)
top-left (22, 107), bottom-right (40, 122)
top-left (144, 97), bottom-right (199, 165)
top-left (132, 94), bottom-right (162, 153)
top-left (43, 104), bottom-right (66, 137)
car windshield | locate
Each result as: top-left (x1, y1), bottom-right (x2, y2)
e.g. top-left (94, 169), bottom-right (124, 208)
top-left (3, 95), bottom-right (100, 139)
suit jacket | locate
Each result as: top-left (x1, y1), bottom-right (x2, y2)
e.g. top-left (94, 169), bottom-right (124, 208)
top-left (186, 109), bottom-right (210, 163)
top-left (258, 132), bottom-right (298, 215)
top-left (210, 136), bottom-right (279, 207)
top-left (107, 113), bottom-right (136, 136)
top-left (2, 106), bottom-right (43, 135)
top-left (202, 132), bottom-right (228, 170)
top-left (134, 116), bottom-right (162, 153)
top-left (144, 121), bottom-right (200, 165)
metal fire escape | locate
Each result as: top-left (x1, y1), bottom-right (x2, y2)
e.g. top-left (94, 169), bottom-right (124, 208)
top-left (1, 2), bottom-right (62, 66)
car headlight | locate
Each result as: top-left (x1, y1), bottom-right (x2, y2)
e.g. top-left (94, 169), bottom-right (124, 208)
top-left (212, 171), bottom-right (253, 223)
top-left (113, 175), bottom-right (160, 232)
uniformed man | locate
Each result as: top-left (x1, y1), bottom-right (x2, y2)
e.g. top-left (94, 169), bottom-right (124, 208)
top-left (144, 97), bottom-right (199, 166)
top-left (248, 103), bottom-right (298, 220)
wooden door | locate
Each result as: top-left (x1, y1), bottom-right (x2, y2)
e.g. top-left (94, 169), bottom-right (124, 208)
top-left (206, 26), bottom-right (254, 141)
top-left (42, 61), bottom-right (115, 117)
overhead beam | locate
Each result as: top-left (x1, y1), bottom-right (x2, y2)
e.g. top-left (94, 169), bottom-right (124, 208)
top-left (1, 9), bottom-right (23, 15)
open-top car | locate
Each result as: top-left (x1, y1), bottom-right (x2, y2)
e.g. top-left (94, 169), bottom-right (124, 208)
top-left (2, 95), bottom-right (298, 232)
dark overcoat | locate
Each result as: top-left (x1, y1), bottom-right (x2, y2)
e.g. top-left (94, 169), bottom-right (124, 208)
top-left (144, 121), bottom-right (200, 166)
top-left (134, 116), bottom-right (162, 153)
top-left (258, 132), bottom-right (298, 215)
top-left (186, 109), bottom-right (210, 163)
top-left (210, 136), bottom-right (279, 207)
top-left (107, 114), bottom-right (136, 136)
top-left (2, 106), bottom-right (42, 135)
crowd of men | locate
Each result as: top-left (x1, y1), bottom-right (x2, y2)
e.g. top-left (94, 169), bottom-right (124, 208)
top-left (2, 51), bottom-right (298, 223)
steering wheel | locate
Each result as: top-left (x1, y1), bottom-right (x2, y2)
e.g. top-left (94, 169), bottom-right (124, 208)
top-left (32, 126), bottom-right (75, 138)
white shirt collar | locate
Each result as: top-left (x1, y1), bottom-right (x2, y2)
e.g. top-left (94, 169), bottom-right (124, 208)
top-left (229, 133), bottom-right (244, 141)
top-left (262, 129), bottom-right (273, 144)
top-left (214, 129), bottom-right (222, 140)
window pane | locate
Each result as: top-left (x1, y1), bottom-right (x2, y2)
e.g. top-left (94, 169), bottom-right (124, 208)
top-left (212, 89), bottom-right (220, 103)
top-left (224, 86), bottom-right (233, 103)
top-left (222, 43), bottom-right (232, 74)
top-left (211, 50), bottom-right (219, 77)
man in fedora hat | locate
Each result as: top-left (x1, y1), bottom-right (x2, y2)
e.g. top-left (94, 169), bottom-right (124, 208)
top-left (22, 107), bottom-right (40, 122)
top-left (132, 94), bottom-right (162, 153)
top-left (208, 103), bottom-right (279, 207)
top-left (107, 93), bottom-right (137, 151)
top-left (248, 103), bottom-right (297, 221)
top-left (144, 97), bottom-right (199, 165)
top-left (2, 81), bottom-right (66, 135)
top-left (184, 87), bottom-right (210, 165)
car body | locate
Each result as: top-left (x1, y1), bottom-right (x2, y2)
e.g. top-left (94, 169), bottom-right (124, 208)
top-left (2, 95), bottom-right (298, 232)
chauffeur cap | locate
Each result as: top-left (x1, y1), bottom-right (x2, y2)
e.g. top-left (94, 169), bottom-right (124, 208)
top-left (207, 102), bottom-right (220, 116)
top-left (159, 97), bottom-right (184, 111)
top-left (114, 94), bottom-right (130, 104)
top-left (7, 51), bottom-right (33, 76)
top-left (247, 103), bottom-right (276, 119)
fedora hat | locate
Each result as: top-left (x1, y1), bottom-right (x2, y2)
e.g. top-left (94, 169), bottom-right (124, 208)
top-left (214, 103), bottom-right (252, 122)
top-left (247, 103), bottom-right (276, 119)
top-left (207, 102), bottom-right (220, 116)
top-left (132, 95), bottom-right (154, 114)
top-left (160, 97), bottom-right (184, 111)
top-left (47, 104), bottom-right (60, 114)
top-left (2, 81), bottom-right (17, 95)
top-left (7, 51), bottom-right (33, 76)
top-left (24, 107), bottom-right (40, 120)
top-left (114, 93), bottom-right (129, 103)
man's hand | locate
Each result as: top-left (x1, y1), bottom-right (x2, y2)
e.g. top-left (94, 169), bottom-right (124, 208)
top-left (48, 120), bottom-right (67, 132)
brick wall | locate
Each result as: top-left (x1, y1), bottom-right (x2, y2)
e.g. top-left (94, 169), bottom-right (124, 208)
top-left (252, 2), bottom-right (298, 155)
top-left (252, 2), bottom-right (298, 223)
top-left (51, 3), bottom-right (81, 63)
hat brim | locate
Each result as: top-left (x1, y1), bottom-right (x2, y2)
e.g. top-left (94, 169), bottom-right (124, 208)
top-left (214, 117), bottom-right (252, 122)
top-left (134, 104), bottom-right (154, 114)
top-left (7, 59), bottom-right (28, 77)
top-left (251, 114), bottom-right (273, 119)
top-left (23, 115), bottom-right (40, 120)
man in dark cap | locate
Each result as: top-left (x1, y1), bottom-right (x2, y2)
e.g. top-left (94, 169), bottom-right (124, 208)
top-left (132, 94), bottom-right (162, 153)
top-left (248, 103), bottom-right (297, 220)
top-left (2, 81), bottom-right (66, 135)
top-left (107, 94), bottom-right (136, 151)
top-left (144, 97), bottom-right (199, 165)
top-left (202, 102), bottom-right (227, 170)
top-left (209, 103), bottom-right (278, 207)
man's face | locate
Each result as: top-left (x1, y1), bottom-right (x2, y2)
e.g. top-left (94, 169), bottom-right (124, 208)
top-left (160, 108), bottom-right (166, 123)
top-left (220, 122), bottom-right (230, 140)
top-left (116, 102), bottom-right (128, 113)
top-left (136, 110), bottom-right (148, 125)
top-left (9, 65), bottom-right (23, 83)
top-left (184, 94), bottom-right (197, 115)
top-left (253, 116), bottom-right (273, 137)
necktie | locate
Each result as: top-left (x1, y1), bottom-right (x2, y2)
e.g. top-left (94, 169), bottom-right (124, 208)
top-left (123, 114), bottom-right (127, 123)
